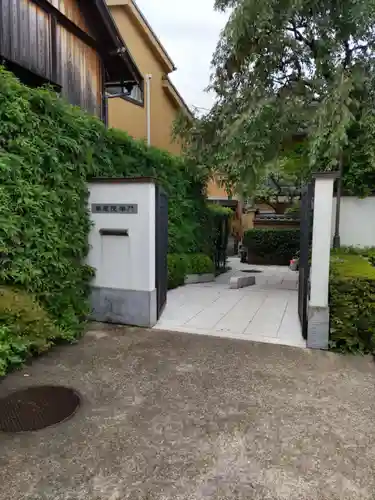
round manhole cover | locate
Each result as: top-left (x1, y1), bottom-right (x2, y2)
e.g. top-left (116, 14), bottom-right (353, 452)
top-left (241, 269), bottom-right (263, 273)
top-left (0, 386), bottom-right (80, 433)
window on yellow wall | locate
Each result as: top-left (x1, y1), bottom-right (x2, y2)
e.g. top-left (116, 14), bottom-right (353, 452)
top-left (106, 82), bottom-right (144, 106)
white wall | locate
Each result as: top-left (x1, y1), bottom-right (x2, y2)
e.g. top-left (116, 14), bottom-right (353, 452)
top-left (331, 196), bottom-right (375, 248)
top-left (87, 182), bottom-right (156, 292)
top-left (310, 176), bottom-right (336, 308)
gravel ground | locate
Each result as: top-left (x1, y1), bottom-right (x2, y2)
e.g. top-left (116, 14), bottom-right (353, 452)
top-left (1, 324), bottom-right (374, 500)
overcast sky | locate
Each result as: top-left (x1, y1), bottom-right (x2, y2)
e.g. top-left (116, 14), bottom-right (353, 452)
top-left (135, 0), bottom-right (229, 112)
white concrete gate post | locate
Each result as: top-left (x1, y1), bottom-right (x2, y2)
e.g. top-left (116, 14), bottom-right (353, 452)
top-left (307, 172), bottom-right (338, 349)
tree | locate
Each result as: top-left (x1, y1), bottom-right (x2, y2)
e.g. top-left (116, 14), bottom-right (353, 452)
top-left (176, 0), bottom-right (375, 196)
top-left (243, 138), bottom-right (309, 211)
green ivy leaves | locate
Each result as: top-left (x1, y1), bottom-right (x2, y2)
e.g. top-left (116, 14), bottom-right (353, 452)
top-left (0, 66), bottom-right (210, 374)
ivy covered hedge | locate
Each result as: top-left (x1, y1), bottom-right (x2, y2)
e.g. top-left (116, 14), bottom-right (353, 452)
top-left (167, 254), bottom-right (187, 290)
top-left (243, 228), bottom-right (300, 265)
top-left (0, 67), bottom-right (209, 341)
top-left (330, 253), bottom-right (375, 354)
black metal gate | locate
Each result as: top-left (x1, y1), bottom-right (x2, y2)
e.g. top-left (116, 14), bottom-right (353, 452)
top-left (155, 186), bottom-right (168, 319)
top-left (298, 182), bottom-right (314, 339)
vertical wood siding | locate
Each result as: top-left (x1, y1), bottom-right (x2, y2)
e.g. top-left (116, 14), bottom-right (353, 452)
top-left (48, 0), bottom-right (93, 36)
top-left (0, 0), bottom-right (102, 116)
top-left (57, 24), bottom-right (102, 116)
top-left (1, 0), bottom-right (52, 80)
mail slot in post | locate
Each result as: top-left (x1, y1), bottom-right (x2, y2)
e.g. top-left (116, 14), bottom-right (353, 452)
top-left (99, 229), bottom-right (129, 237)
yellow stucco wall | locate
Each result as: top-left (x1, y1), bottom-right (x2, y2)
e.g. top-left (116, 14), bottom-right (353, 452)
top-left (207, 177), bottom-right (241, 201)
top-left (107, 6), bottom-right (182, 155)
top-left (242, 212), bottom-right (256, 231)
top-left (207, 179), bottom-right (230, 199)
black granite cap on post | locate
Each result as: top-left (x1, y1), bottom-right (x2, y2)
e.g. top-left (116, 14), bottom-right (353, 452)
top-left (312, 171), bottom-right (340, 180)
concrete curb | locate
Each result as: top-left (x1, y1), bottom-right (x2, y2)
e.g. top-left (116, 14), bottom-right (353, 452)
top-left (185, 273), bottom-right (215, 285)
top-left (229, 275), bottom-right (256, 289)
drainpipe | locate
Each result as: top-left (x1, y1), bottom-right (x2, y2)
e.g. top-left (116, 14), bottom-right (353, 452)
top-left (145, 74), bottom-right (152, 146)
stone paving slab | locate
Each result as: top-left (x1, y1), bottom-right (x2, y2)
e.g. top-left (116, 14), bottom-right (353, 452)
top-left (155, 258), bottom-right (304, 348)
top-left (1, 326), bottom-right (375, 500)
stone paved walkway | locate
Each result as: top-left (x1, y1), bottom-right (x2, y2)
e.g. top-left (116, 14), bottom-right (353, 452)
top-left (154, 257), bottom-right (305, 348)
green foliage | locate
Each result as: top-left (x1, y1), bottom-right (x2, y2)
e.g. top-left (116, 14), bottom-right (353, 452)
top-left (207, 204), bottom-right (232, 270)
top-left (331, 246), bottom-right (375, 257)
top-left (252, 141), bottom-right (308, 208)
top-left (330, 253), bottom-right (375, 354)
top-left (207, 204), bottom-right (233, 218)
top-left (0, 287), bottom-right (66, 376)
top-left (367, 249), bottom-right (375, 266)
top-left (167, 254), bottom-right (187, 290)
top-left (177, 0), bottom-right (375, 197)
top-left (0, 67), bottom-right (209, 339)
top-left (284, 202), bottom-right (300, 216)
top-left (167, 253), bottom-right (215, 289)
top-left (331, 246), bottom-right (375, 267)
top-left (344, 111), bottom-right (375, 196)
top-left (244, 228), bottom-right (300, 265)
top-left (185, 254), bottom-right (215, 275)
top-left (0, 152), bottom-right (94, 334)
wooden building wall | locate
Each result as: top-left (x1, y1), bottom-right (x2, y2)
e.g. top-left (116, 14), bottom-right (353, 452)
top-left (57, 25), bottom-right (102, 114)
top-left (0, 0), bottom-right (102, 116)
top-left (1, 0), bottom-right (53, 81)
top-left (49, 0), bottom-right (92, 35)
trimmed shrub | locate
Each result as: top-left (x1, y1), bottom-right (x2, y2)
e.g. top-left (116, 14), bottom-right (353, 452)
top-left (167, 254), bottom-right (187, 290)
top-left (329, 253), bottom-right (375, 354)
top-left (0, 287), bottom-right (67, 375)
top-left (0, 67), bottom-right (209, 337)
top-left (185, 253), bottom-right (215, 275)
top-left (243, 228), bottom-right (300, 265)
top-left (167, 253), bottom-right (215, 290)
top-left (207, 204), bottom-right (233, 219)
top-left (357, 247), bottom-right (375, 267)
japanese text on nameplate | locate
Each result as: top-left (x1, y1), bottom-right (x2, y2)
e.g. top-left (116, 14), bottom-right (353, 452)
top-left (91, 204), bottom-right (138, 214)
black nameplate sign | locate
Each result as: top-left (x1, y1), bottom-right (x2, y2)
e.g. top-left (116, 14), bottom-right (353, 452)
top-left (91, 204), bottom-right (138, 214)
